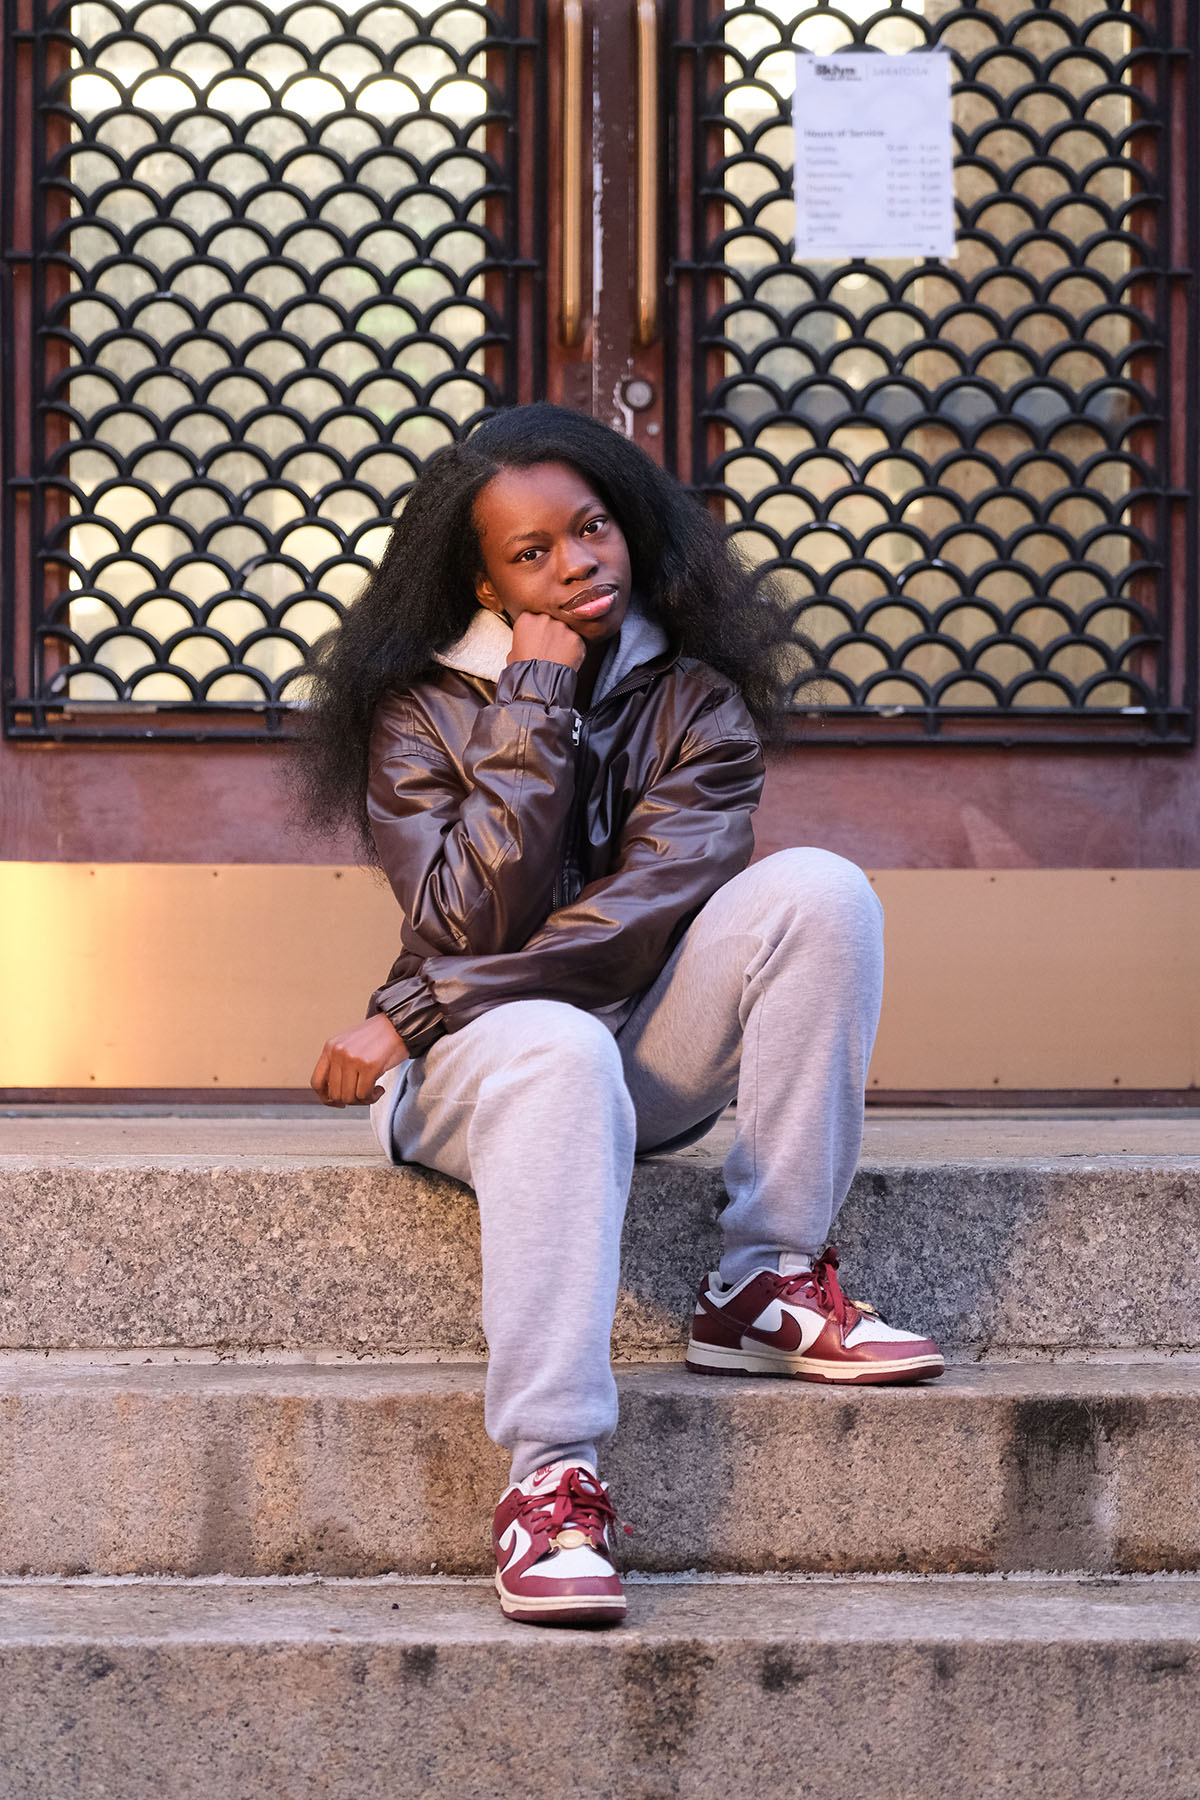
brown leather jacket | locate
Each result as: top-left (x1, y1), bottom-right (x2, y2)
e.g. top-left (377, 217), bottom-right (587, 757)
top-left (366, 607), bottom-right (765, 1056)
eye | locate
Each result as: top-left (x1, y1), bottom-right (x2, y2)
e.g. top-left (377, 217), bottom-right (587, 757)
top-left (580, 515), bottom-right (607, 537)
top-left (515, 546), bottom-right (542, 563)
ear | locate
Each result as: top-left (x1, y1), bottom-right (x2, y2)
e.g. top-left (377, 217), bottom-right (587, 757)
top-left (475, 570), bottom-right (503, 615)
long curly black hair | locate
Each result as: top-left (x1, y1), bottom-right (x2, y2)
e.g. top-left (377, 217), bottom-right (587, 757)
top-left (295, 403), bottom-right (802, 855)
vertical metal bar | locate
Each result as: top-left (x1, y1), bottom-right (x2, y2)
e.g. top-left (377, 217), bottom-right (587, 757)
top-left (689, 0), bottom-right (707, 495)
top-left (502, 0), bottom-right (519, 405)
top-left (695, 0), bottom-right (728, 513)
top-left (6, 0), bottom-right (44, 732)
top-left (0, 0), bottom-right (15, 727)
top-left (0, 0), bottom-right (13, 258)
top-left (29, 0), bottom-right (46, 719)
top-left (663, 0), bottom-right (681, 476)
top-left (1179, 0), bottom-right (1197, 732)
top-left (635, 0), bottom-right (659, 347)
top-left (484, 0), bottom-right (524, 410)
top-left (558, 0), bottom-right (583, 346)
top-left (36, 3), bottom-right (75, 713)
top-left (1150, 3), bottom-right (1171, 724)
top-left (530, 0), bottom-right (548, 401)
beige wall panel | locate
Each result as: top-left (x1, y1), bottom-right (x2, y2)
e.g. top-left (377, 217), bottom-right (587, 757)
top-left (867, 871), bottom-right (1200, 1094)
top-left (0, 864), bottom-right (400, 1089)
top-left (1, 864), bottom-right (1197, 1091)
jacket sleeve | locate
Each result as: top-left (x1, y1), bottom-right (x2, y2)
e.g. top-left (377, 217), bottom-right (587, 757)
top-left (367, 657), bottom-right (580, 964)
top-left (372, 690), bottom-right (764, 1053)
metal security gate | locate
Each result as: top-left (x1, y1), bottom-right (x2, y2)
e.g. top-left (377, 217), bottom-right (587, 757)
top-left (2, 0), bottom-right (544, 738)
top-left (667, 0), bottom-right (1197, 742)
top-left (2, 0), bottom-right (1196, 748)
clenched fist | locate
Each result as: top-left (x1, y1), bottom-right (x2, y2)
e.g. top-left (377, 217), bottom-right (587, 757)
top-left (310, 1012), bottom-right (408, 1107)
top-left (508, 610), bottom-right (587, 671)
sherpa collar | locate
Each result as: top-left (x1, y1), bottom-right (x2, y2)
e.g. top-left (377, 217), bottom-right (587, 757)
top-left (431, 606), bottom-right (511, 682)
top-left (433, 597), bottom-right (670, 695)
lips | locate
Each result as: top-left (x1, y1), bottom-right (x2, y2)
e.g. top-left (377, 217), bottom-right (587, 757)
top-left (563, 584), bottom-right (618, 620)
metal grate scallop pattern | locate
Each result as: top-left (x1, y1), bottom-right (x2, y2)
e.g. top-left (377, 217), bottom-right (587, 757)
top-left (670, 0), bottom-right (1196, 740)
top-left (3, 0), bottom-right (541, 737)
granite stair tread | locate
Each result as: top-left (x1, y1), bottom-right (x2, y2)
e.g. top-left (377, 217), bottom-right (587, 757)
top-left (2, 1575), bottom-right (1198, 1799)
top-left (6, 1109), bottom-right (1200, 1159)
top-left (5, 1568), bottom-right (1200, 1646)
top-left (1, 1357), bottom-right (1198, 1578)
top-left (2, 1111), bottom-right (1197, 1355)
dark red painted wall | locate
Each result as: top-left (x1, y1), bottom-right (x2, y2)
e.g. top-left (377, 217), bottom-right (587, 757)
top-left (4, 733), bottom-right (1197, 870)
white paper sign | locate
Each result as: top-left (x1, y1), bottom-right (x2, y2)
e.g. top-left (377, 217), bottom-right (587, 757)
top-left (792, 51), bottom-right (955, 261)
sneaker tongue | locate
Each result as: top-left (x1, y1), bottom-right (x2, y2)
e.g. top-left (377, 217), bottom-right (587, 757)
top-left (526, 1459), bottom-right (597, 1494)
top-left (778, 1253), bottom-right (813, 1276)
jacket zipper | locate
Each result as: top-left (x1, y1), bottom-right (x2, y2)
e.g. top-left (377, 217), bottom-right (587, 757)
top-left (553, 666), bottom-right (662, 911)
top-left (553, 709), bottom-right (586, 910)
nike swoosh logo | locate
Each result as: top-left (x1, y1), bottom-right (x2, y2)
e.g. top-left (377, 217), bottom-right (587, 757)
top-left (745, 1313), bottom-right (804, 1351)
top-left (743, 1299), bottom-right (824, 1354)
top-left (498, 1519), bottom-right (533, 1574)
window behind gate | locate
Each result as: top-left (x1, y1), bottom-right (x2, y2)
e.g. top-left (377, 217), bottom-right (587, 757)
top-left (2, 0), bottom-right (542, 738)
top-left (3, 1), bottom-right (1195, 747)
top-left (668, 0), bottom-right (1196, 741)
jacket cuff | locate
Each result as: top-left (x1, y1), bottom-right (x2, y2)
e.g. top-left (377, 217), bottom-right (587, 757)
top-left (495, 658), bottom-right (578, 710)
top-left (368, 970), bottom-right (446, 1059)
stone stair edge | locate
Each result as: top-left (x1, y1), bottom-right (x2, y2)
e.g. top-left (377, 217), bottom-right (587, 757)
top-left (5, 1578), bottom-right (1199, 1800)
top-left (2, 1356), bottom-right (1200, 1395)
top-left (6, 1344), bottom-right (1200, 1369)
top-left (7, 1155), bottom-right (1200, 1175)
top-left (6, 1108), bottom-right (1200, 1167)
top-left (5, 1572), bottom-right (1200, 1640)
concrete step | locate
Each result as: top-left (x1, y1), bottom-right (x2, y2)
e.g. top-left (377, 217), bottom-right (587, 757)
top-left (2, 1359), bottom-right (1198, 1579)
top-left (1, 1574), bottom-right (1198, 1798)
top-left (2, 1113), bottom-right (1198, 1355)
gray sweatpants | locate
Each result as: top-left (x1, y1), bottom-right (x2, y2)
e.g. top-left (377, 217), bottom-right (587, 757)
top-left (375, 848), bottom-right (884, 1480)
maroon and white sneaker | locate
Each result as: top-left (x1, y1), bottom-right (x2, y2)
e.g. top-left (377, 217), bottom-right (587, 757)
top-left (493, 1460), bottom-right (628, 1627)
top-left (685, 1245), bottom-right (944, 1385)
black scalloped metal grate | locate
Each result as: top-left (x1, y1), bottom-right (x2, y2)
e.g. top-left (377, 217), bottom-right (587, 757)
top-left (670, 0), bottom-right (1196, 740)
top-left (3, 0), bottom-right (541, 737)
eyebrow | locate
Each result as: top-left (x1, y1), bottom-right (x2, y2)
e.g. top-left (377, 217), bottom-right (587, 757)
top-left (500, 501), bottom-right (601, 552)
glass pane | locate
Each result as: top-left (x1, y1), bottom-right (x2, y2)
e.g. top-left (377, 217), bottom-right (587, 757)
top-left (36, 0), bottom-right (522, 712)
top-left (694, 0), bottom-right (1169, 724)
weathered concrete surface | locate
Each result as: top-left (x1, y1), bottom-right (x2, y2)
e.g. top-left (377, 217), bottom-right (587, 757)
top-left (1, 1576), bottom-right (1198, 1799)
top-left (1, 1360), bottom-right (1199, 1578)
top-left (1, 1113), bottom-right (1198, 1353)
top-left (6, 1110), bottom-right (1200, 1157)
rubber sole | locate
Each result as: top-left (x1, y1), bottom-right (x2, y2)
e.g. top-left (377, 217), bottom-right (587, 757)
top-left (494, 1572), bottom-right (626, 1627)
top-left (684, 1341), bottom-right (945, 1384)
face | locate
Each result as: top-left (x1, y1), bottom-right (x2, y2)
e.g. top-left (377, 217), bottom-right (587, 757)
top-left (472, 461), bottom-right (632, 644)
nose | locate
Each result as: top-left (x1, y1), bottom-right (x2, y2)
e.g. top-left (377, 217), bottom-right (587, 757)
top-left (558, 537), bottom-right (598, 585)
